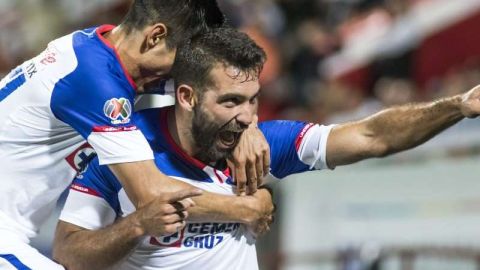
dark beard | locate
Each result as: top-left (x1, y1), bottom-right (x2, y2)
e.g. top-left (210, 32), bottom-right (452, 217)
top-left (191, 105), bottom-right (242, 164)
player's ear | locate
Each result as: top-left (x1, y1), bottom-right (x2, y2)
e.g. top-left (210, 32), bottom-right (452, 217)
top-left (177, 84), bottom-right (196, 112)
top-left (145, 23), bottom-right (168, 50)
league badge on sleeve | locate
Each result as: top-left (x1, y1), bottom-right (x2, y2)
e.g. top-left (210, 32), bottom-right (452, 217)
top-left (103, 97), bottom-right (132, 124)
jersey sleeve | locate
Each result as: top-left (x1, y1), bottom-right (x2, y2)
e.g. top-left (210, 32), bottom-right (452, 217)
top-left (59, 156), bottom-right (121, 230)
top-left (258, 120), bottom-right (334, 179)
top-left (50, 50), bottom-right (153, 165)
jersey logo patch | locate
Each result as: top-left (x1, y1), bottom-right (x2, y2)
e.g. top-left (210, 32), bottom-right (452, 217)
top-left (66, 143), bottom-right (97, 174)
top-left (103, 98), bottom-right (132, 124)
top-left (150, 229), bottom-right (185, 248)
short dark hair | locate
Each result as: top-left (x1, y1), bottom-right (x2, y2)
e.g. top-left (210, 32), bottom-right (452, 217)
top-left (121, 0), bottom-right (225, 49)
top-left (170, 27), bottom-right (266, 97)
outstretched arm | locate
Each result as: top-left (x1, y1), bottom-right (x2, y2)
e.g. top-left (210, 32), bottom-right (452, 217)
top-left (326, 86), bottom-right (480, 167)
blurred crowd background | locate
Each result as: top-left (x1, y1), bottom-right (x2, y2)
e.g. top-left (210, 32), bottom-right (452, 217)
top-left (2, 1), bottom-right (480, 270)
top-left (2, 0), bottom-right (480, 125)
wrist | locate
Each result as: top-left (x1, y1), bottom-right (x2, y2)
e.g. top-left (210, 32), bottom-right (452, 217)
top-left (432, 95), bottom-right (465, 119)
top-left (458, 92), bottom-right (475, 118)
top-left (235, 196), bottom-right (259, 225)
top-left (452, 94), bottom-right (463, 109)
top-left (127, 211), bottom-right (147, 238)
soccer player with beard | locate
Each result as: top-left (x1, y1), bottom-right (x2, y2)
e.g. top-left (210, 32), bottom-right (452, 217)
top-left (53, 27), bottom-right (480, 269)
top-left (54, 27), bottom-right (277, 270)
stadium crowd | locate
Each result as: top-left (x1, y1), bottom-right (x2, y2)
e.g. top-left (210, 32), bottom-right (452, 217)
top-left (1, 0), bottom-right (479, 129)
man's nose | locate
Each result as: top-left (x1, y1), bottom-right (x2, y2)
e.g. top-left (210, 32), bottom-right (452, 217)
top-left (235, 103), bottom-right (255, 127)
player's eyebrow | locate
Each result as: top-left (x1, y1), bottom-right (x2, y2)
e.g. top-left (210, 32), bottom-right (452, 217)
top-left (217, 93), bottom-right (247, 103)
top-left (217, 89), bottom-right (261, 102)
top-left (250, 91), bottom-right (260, 101)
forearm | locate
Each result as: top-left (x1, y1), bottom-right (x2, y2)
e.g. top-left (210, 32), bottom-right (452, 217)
top-left (53, 214), bottom-right (144, 270)
top-left (188, 192), bottom-right (257, 224)
top-left (109, 160), bottom-right (194, 207)
top-left (110, 161), bottom-right (257, 223)
top-left (365, 95), bottom-right (464, 155)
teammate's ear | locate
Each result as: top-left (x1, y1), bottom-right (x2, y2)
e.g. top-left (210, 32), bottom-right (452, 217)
top-left (177, 84), bottom-right (196, 111)
top-left (146, 23), bottom-right (168, 49)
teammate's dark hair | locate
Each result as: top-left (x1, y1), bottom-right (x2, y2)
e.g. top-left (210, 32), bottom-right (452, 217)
top-left (121, 0), bottom-right (225, 49)
top-left (170, 27), bottom-right (266, 98)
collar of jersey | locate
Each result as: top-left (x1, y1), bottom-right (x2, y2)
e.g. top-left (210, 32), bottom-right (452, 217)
top-left (95, 24), bottom-right (138, 91)
top-left (159, 107), bottom-right (231, 177)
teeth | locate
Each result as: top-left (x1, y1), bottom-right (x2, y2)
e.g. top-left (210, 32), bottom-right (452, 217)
top-left (219, 131), bottom-right (235, 146)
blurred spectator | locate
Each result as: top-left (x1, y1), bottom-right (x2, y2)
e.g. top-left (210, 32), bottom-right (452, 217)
top-left (337, 2), bottom-right (393, 47)
top-left (374, 77), bottom-right (417, 107)
top-left (289, 19), bottom-right (338, 105)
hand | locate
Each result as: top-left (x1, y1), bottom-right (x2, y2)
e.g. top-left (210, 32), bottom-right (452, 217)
top-left (245, 188), bottom-right (275, 236)
top-left (460, 85), bottom-right (480, 118)
top-left (133, 188), bottom-right (202, 236)
top-left (229, 116), bottom-right (270, 196)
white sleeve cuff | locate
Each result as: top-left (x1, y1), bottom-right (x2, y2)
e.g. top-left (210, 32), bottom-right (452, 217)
top-left (59, 189), bottom-right (117, 230)
top-left (87, 128), bottom-right (154, 165)
top-left (297, 124), bottom-right (336, 170)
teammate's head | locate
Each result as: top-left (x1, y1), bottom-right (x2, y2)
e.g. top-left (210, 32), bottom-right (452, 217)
top-left (170, 27), bottom-right (266, 163)
top-left (119, 0), bottom-right (225, 90)
top-left (121, 0), bottom-right (225, 49)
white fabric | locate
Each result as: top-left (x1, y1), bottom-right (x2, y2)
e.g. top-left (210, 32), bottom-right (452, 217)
top-left (0, 28), bottom-right (152, 241)
top-left (297, 124), bottom-right (335, 170)
top-left (134, 79), bottom-right (176, 111)
top-left (0, 34), bottom-right (84, 238)
top-left (59, 190), bottom-right (117, 230)
top-left (87, 129), bottom-right (153, 165)
top-left (61, 171), bottom-right (258, 270)
top-left (0, 232), bottom-right (65, 270)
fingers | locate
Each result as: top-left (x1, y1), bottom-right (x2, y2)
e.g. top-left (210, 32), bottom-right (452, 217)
top-left (162, 210), bottom-right (189, 225)
top-left (162, 220), bottom-right (187, 235)
top-left (234, 157), bottom-right (258, 195)
top-left (252, 216), bottom-right (274, 236)
top-left (262, 145), bottom-right (271, 177)
top-left (255, 158), bottom-right (264, 186)
top-left (137, 205), bottom-right (188, 236)
top-left (246, 163), bottom-right (257, 195)
top-left (170, 198), bottom-right (195, 212)
top-left (234, 163), bottom-right (247, 196)
top-left (163, 188), bottom-right (203, 204)
top-left (268, 214), bottom-right (274, 226)
top-left (138, 188), bottom-right (203, 236)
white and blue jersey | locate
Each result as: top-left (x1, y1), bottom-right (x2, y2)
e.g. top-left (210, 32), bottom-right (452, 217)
top-left (59, 107), bottom-right (334, 270)
top-left (0, 25), bottom-right (155, 241)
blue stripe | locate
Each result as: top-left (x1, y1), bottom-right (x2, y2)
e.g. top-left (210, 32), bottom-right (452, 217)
top-left (0, 254), bottom-right (32, 270)
top-left (0, 73), bottom-right (26, 102)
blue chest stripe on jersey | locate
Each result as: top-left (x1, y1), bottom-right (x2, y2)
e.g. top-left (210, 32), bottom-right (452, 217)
top-left (0, 254), bottom-right (32, 270)
top-left (0, 68), bottom-right (26, 102)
